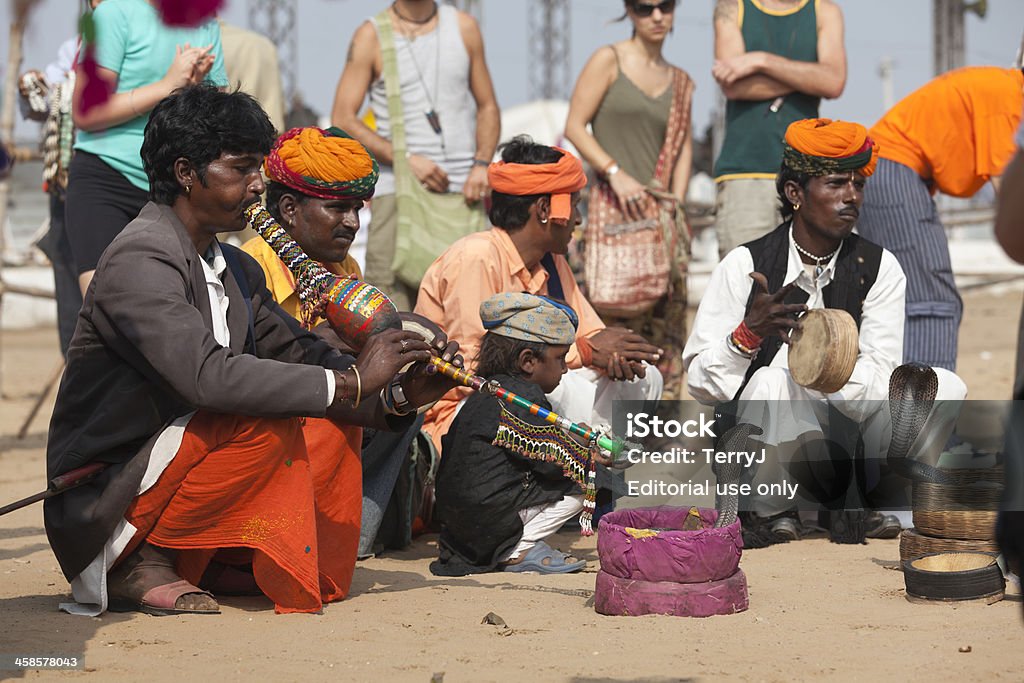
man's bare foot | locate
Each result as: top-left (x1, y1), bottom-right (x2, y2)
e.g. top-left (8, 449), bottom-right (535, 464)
top-left (108, 543), bottom-right (219, 615)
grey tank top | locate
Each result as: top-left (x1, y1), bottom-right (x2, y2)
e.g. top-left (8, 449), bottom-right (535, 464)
top-left (369, 5), bottom-right (476, 195)
top-left (591, 63), bottom-right (672, 184)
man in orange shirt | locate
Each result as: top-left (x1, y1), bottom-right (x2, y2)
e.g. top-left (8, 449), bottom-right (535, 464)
top-left (416, 136), bottom-right (664, 458)
top-left (856, 66), bottom-right (1024, 371)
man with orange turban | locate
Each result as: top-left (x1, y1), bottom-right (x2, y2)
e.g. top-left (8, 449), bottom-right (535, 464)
top-left (416, 135), bottom-right (664, 522)
top-left (243, 126), bottom-right (442, 559)
top-left (684, 118), bottom-right (966, 546)
top-left (244, 126), bottom-right (378, 319)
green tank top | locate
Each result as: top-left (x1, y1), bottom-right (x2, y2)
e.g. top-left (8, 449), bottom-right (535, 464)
top-left (714, 0), bottom-right (820, 180)
top-left (591, 68), bottom-right (672, 184)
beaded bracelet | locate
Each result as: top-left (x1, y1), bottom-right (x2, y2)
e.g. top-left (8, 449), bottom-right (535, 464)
top-left (728, 333), bottom-right (758, 358)
top-left (732, 321), bottom-right (763, 350)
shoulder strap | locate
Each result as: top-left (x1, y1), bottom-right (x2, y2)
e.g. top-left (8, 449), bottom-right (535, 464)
top-left (608, 44), bottom-right (621, 73)
top-left (376, 9), bottom-right (420, 196)
top-left (375, 10), bottom-right (408, 157)
top-left (651, 68), bottom-right (693, 189)
top-left (221, 246), bottom-right (257, 355)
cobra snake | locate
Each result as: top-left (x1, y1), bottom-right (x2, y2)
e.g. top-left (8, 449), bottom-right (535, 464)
top-left (712, 423), bottom-right (762, 528)
top-left (710, 363), bottom-right (952, 528)
top-left (885, 362), bottom-right (954, 485)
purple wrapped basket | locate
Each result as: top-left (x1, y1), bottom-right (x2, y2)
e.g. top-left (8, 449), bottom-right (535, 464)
top-left (595, 569), bottom-right (749, 617)
top-left (597, 507), bottom-right (743, 584)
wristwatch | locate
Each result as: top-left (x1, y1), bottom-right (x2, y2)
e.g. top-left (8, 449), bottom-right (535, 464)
top-left (388, 376), bottom-right (415, 415)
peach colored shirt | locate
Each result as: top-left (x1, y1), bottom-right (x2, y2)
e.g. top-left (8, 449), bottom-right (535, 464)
top-left (870, 66), bottom-right (1024, 197)
top-left (415, 228), bottom-right (606, 448)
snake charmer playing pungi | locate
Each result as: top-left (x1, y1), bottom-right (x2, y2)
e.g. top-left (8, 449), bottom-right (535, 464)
top-left (44, 85), bottom-right (461, 617)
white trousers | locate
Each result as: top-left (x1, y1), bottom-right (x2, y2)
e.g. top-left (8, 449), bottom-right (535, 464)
top-left (546, 366), bottom-right (664, 430)
top-left (506, 495), bottom-right (585, 560)
top-left (735, 366), bottom-right (967, 517)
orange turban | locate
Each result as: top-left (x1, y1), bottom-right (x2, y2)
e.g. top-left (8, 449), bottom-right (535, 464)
top-left (265, 127), bottom-right (379, 200)
top-left (488, 147), bottom-right (588, 223)
top-left (783, 118), bottom-right (879, 177)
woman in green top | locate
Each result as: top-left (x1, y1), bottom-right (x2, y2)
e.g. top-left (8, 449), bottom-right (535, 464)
top-left (67, 0), bottom-right (227, 294)
top-left (565, 0), bottom-right (694, 400)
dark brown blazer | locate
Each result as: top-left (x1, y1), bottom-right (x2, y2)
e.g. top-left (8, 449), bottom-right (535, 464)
top-left (45, 203), bottom-right (353, 580)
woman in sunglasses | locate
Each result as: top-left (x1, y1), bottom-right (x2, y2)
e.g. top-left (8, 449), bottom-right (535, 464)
top-left (565, 0), bottom-right (694, 401)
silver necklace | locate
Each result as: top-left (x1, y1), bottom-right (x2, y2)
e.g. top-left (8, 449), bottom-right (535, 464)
top-left (794, 240), bottom-right (840, 278)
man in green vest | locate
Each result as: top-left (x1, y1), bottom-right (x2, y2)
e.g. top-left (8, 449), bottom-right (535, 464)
top-left (711, 0), bottom-right (847, 258)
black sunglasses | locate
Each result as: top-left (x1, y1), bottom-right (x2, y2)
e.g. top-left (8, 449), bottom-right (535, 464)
top-left (632, 0), bottom-right (677, 17)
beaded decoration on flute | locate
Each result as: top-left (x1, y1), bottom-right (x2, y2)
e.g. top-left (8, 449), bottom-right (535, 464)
top-left (493, 404), bottom-right (599, 535)
top-left (246, 203), bottom-right (398, 337)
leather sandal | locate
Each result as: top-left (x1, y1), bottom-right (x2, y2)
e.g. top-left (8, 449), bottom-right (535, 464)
top-left (109, 579), bottom-right (220, 616)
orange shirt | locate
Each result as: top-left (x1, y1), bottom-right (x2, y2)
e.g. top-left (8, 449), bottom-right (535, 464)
top-left (415, 228), bottom-right (606, 448)
top-left (870, 66), bottom-right (1023, 197)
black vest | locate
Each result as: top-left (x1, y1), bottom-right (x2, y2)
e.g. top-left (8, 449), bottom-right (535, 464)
top-left (735, 223), bottom-right (884, 400)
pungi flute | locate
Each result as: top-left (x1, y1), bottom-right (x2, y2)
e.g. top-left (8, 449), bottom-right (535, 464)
top-left (428, 357), bottom-right (635, 457)
top-left (246, 203), bottom-right (637, 457)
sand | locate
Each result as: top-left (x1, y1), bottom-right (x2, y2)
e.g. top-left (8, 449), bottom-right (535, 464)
top-left (1, 288), bottom-right (1023, 682)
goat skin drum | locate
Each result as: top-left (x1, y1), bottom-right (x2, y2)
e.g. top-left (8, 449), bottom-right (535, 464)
top-left (788, 308), bottom-right (858, 393)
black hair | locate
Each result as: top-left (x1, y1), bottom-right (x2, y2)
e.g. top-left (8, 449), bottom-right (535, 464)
top-left (615, 0), bottom-right (640, 22)
top-left (475, 332), bottom-right (547, 379)
top-left (141, 84), bottom-right (277, 205)
top-left (264, 180), bottom-right (309, 224)
top-left (488, 135), bottom-right (564, 232)
top-left (776, 161), bottom-right (812, 222)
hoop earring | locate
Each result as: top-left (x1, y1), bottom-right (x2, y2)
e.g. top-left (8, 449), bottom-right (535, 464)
top-left (792, 203), bottom-right (800, 211)
top-left (185, 184), bottom-right (192, 196)
top-left (540, 218), bottom-right (548, 224)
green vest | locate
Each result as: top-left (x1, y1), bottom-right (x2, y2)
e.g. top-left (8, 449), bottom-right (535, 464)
top-left (714, 0), bottom-right (820, 181)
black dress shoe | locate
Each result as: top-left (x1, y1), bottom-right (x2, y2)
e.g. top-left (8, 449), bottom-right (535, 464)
top-left (865, 511), bottom-right (902, 539)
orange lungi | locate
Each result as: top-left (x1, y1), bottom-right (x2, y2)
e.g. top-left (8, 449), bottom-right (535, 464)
top-left (123, 411), bottom-right (362, 614)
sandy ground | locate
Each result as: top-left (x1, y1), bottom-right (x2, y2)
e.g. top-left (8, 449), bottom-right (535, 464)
top-left (1, 288), bottom-right (1023, 682)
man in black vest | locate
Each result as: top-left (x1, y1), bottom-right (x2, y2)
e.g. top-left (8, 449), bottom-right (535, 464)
top-left (684, 118), bottom-right (966, 542)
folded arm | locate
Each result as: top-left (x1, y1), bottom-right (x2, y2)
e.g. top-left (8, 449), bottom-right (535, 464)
top-left (712, 0), bottom-right (847, 101)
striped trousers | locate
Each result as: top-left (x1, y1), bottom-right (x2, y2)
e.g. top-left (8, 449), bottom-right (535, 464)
top-left (856, 158), bottom-right (962, 371)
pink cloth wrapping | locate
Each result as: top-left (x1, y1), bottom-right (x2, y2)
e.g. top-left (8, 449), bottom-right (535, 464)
top-left (597, 507), bottom-right (743, 583)
top-left (594, 568), bottom-right (749, 617)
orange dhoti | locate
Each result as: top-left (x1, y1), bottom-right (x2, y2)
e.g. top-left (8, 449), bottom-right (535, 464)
top-left (123, 411), bottom-right (362, 614)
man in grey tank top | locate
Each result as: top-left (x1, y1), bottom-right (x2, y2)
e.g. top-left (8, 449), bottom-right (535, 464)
top-left (332, 0), bottom-right (500, 310)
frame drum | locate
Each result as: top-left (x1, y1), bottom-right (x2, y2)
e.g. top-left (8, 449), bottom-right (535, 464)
top-left (788, 309), bottom-right (858, 393)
